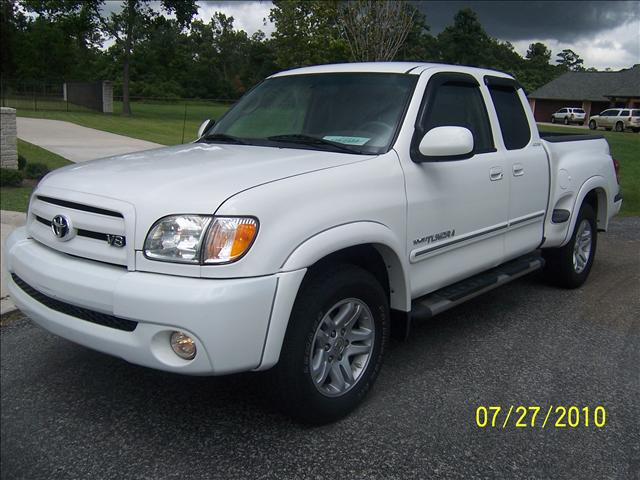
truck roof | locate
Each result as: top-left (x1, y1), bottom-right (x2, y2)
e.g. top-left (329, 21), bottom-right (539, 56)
top-left (270, 62), bottom-right (515, 80)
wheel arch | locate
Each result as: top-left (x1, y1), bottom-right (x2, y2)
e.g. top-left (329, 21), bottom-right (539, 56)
top-left (281, 222), bottom-right (410, 312)
top-left (562, 178), bottom-right (608, 246)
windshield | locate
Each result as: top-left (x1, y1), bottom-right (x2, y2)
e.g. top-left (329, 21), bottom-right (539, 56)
top-left (204, 73), bottom-right (418, 154)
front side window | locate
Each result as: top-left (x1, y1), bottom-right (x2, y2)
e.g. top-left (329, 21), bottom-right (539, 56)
top-left (206, 73), bottom-right (418, 154)
top-left (600, 110), bottom-right (612, 116)
top-left (488, 86), bottom-right (531, 150)
top-left (420, 82), bottom-right (494, 153)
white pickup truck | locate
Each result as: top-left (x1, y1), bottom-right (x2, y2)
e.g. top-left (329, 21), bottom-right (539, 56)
top-left (5, 63), bottom-right (622, 424)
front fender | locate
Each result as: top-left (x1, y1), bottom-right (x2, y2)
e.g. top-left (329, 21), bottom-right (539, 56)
top-left (281, 221), bottom-right (410, 311)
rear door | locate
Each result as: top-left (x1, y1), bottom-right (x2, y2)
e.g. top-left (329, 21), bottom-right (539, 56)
top-left (485, 76), bottom-right (549, 260)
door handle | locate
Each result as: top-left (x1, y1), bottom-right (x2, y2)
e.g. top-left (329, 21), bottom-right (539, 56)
top-left (513, 163), bottom-right (525, 177)
top-left (489, 167), bottom-right (503, 181)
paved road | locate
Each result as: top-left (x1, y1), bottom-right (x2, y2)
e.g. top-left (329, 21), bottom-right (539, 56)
top-left (1, 218), bottom-right (638, 479)
top-left (17, 118), bottom-right (162, 163)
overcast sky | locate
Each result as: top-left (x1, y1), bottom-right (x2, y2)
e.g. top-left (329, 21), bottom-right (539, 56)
top-left (99, 0), bottom-right (640, 70)
top-left (193, 0), bottom-right (640, 70)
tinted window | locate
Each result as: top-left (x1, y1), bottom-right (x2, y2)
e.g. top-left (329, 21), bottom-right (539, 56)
top-left (632, 110), bottom-right (640, 117)
top-left (558, 109), bottom-right (566, 113)
top-left (620, 110), bottom-right (630, 116)
top-left (575, 109), bottom-right (585, 113)
top-left (488, 86), bottom-right (531, 150)
top-left (600, 110), bottom-right (612, 116)
top-left (422, 82), bottom-right (494, 153)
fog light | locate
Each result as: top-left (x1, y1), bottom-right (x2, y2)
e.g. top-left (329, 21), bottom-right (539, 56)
top-left (170, 331), bottom-right (197, 360)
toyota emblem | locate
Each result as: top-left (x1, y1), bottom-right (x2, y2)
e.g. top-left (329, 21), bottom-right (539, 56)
top-left (51, 215), bottom-right (72, 240)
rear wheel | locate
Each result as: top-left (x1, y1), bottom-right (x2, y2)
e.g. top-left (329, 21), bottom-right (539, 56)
top-left (564, 117), bottom-right (569, 125)
top-left (615, 121), bottom-right (624, 132)
top-left (589, 120), bottom-right (597, 130)
top-left (551, 117), bottom-right (556, 124)
top-left (543, 203), bottom-right (597, 289)
top-left (272, 264), bottom-right (389, 424)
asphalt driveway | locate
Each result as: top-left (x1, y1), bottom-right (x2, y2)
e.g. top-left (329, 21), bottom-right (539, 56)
top-left (1, 217), bottom-right (638, 479)
top-left (17, 118), bottom-right (162, 163)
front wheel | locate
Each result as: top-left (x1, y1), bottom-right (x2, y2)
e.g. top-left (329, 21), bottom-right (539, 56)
top-left (589, 120), bottom-right (597, 130)
top-left (615, 122), bottom-right (624, 132)
top-left (543, 203), bottom-right (597, 289)
top-left (272, 264), bottom-right (389, 424)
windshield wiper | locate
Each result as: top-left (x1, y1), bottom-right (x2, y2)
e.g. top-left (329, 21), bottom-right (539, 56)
top-left (266, 134), bottom-right (362, 154)
top-left (201, 133), bottom-right (248, 145)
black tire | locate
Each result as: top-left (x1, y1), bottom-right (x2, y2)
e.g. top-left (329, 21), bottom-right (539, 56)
top-left (615, 122), bottom-right (624, 132)
top-left (551, 117), bottom-right (556, 124)
top-left (272, 264), bottom-right (389, 424)
top-left (564, 117), bottom-right (569, 125)
top-left (543, 203), bottom-right (597, 289)
top-left (589, 120), bottom-right (597, 130)
top-left (632, 128), bottom-right (640, 133)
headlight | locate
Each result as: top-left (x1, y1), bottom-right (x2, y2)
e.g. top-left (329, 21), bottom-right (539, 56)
top-left (144, 215), bottom-right (258, 264)
top-left (144, 215), bottom-right (211, 263)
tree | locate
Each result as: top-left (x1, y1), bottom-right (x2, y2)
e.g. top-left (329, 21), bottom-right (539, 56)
top-left (337, 0), bottom-right (415, 61)
top-left (526, 42), bottom-right (552, 64)
top-left (556, 48), bottom-right (585, 71)
top-left (269, 1), bottom-right (348, 69)
top-left (436, 8), bottom-right (493, 67)
top-left (96, 0), bottom-right (198, 115)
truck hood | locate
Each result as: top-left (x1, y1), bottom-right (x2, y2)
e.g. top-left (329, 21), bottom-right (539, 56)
top-left (40, 142), bottom-right (374, 219)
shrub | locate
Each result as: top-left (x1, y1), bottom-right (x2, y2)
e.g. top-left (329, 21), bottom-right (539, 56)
top-left (18, 154), bottom-right (26, 170)
top-left (0, 168), bottom-right (23, 187)
top-left (24, 162), bottom-right (50, 180)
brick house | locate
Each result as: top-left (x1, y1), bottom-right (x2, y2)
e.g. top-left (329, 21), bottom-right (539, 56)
top-left (527, 64), bottom-right (640, 122)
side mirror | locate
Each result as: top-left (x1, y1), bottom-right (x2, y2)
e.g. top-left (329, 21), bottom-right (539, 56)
top-left (198, 119), bottom-right (215, 138)
top-left (418, 126), bottom-right (474, 160)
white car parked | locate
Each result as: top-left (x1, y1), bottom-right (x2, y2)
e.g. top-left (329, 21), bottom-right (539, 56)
top-left (589, 108), bottom-right (640, 132)
top-left (5, 63), bottom-right (622, 424)
top-left (551, 107), bottom-right (586, 125)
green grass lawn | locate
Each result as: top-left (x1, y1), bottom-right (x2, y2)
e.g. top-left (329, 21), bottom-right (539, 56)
top-left (0, 139), bottom-right (73, 212)
top-left (537, 124), bottom-right (639, 216)
top-left (15, 100), bottom-right (231, 145)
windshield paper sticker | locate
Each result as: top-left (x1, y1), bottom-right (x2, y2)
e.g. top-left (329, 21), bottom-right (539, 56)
top-left (323, 135), bottom-right (370, 146)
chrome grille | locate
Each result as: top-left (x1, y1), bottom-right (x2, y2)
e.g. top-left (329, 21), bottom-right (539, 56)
top-left (28, 193), bottom-right (133, 268)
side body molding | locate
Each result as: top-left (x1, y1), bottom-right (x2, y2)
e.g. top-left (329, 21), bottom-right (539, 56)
top-left (281, 221), bottom-right (410, 312)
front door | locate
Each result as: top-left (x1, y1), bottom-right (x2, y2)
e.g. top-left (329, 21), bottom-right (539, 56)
top-left (401, 72), bottom-right (509, 298)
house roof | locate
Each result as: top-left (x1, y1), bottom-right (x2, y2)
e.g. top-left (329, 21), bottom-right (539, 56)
top-left (528, 64), bottom-right (640, 101)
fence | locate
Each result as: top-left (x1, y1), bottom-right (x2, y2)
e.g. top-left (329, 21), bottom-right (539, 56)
top-left (1, 80), bottom-right (237, 143)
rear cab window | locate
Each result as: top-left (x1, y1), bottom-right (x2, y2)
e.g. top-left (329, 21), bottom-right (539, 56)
top-left (485, 76), bottom-right (531, 150)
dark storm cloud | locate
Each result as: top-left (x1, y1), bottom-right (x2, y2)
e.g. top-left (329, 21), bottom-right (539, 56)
top-left (415, 1), bottom-right (640, 41)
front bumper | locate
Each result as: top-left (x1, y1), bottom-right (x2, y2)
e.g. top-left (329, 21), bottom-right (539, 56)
top-left (5, 227), bottom-right (305, 375)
